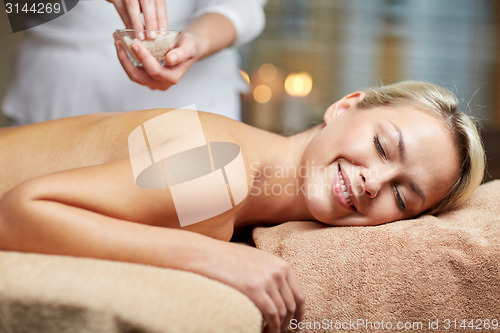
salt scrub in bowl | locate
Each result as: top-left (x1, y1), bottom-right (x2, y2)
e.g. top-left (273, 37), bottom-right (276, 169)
top-left (116, 29), bottom-right (181, 67)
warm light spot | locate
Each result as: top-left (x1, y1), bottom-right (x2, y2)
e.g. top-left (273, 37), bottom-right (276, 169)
top-left (239, 70), bottom-right (250, 84)
top-left (258, 63), bottom-right (278, 82)
top-left (284, 72), bottom-right (313, 97)
top-left (253, 84), bottom-right (272, 103)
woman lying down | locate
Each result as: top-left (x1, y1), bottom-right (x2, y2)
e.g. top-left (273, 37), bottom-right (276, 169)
top-left (0, 81), bottom-right (485, 333)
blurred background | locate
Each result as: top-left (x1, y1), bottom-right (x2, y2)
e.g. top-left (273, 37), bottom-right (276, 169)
top-left (1, 0), bottom-right (499, 180)
top-left (238, 0), bottom-right (500, 180)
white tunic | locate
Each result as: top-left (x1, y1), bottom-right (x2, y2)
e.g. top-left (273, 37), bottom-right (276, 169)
top-left (3, 0), bottom-right (265, 124)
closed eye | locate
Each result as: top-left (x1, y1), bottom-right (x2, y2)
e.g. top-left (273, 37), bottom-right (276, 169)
top-left (393, 185), bottom-right (406, 212)
top-left (373, 136), bottom-right (387, 160)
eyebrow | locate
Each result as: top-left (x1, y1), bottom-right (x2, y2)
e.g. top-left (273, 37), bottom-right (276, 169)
top-left (387, 120), bottom-right (426, 206)
top-left (388, 120), bottom-right (406, 161)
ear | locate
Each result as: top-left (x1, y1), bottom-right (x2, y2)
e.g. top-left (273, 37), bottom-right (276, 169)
top-left (323, 91), bottom-right (365, 124)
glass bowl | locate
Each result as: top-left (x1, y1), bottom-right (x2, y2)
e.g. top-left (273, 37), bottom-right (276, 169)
top-left (115, 29), bottom-right (181, 67)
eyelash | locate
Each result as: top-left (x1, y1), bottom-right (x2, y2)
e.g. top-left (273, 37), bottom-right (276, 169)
top-left (373, 136), bottom-right (387, 160)
top-left (374, 135), bottom-right (406, 212)
top-left (393, 185), bottom-right (406, 212)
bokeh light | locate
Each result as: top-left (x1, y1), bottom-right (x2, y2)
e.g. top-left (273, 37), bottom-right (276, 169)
top-left (253, 84), bottom-right (272, 103)
top-left (258, 63), bottom-right (278, 82)
top-left (284, 72), bottom-right (313, 97)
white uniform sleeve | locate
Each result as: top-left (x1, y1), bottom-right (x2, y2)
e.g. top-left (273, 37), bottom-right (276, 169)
top-left (193, 0), bottom-right (266, 48)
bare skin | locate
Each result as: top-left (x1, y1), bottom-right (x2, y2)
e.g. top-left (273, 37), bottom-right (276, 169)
top-left (0, 109), bottom-right (267, 239)
top-left (0, 109), bottom-right (304, 333)
top-left (0, 94), bottom-right (461, 332)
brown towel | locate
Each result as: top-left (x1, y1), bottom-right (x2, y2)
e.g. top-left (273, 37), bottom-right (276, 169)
top-left (254, 180), bottom-right (500, 332)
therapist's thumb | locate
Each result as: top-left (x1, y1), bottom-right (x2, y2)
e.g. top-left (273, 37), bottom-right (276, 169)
top-left (165, 38), bottom-right (196, 66)
top-left (166, 50), bottom-right (188, 66)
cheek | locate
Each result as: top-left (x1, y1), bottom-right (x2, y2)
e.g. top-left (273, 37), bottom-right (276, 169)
top-left (329, 124), bottom-right (373, 160)
top-left (362, 196), bottom-right (402, 225)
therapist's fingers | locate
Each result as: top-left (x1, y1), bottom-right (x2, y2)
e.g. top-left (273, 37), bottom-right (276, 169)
top-left (141, 0), bottom-right (168, 33)
top-left (130, 43), bottom-right (180, 90)
top-left (155, 0), bottom-right (168, 31)
top-left (140, 0), bottom-right (158, 35)
top-left (165, 32), bottom-right (196, 66)
top-left (114, 38), bottom-right (162, 89)
top-left (109, 0), bottom-right (133, 29)
top-left (132, 43), bottom-right (176, 84)
top-left (114, 38), bottom-right (141, 79)
top-left (125, 0), bottom-right (145, 35)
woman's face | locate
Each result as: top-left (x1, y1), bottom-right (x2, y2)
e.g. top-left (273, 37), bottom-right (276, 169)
top-left (301, 92), bottom-right (460, 226)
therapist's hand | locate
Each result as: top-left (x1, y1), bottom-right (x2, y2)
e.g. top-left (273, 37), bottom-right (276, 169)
top-left (114, 32), bottom-right (197, 91)
top-left (107, 0), bottom-right (168, 32)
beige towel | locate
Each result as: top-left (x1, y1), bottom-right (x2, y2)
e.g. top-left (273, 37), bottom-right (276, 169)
top-left (0, 251), bottom-right (262, 333)
top-left (254, 180), bottom-right (500, 332)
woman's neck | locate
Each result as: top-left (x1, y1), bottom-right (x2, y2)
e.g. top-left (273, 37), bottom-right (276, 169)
top-left (235, 124), bottom-right (323, 228)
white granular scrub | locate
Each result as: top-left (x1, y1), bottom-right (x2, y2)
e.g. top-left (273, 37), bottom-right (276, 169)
top-left (124, 32), bottom-right (178, 63)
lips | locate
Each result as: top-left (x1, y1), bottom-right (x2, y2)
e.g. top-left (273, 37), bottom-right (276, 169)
top-left (335, 163), bottom-right (358, 211)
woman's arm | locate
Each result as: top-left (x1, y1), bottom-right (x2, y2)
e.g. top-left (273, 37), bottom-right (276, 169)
top-left (0, 159), bottom-right (304, 333)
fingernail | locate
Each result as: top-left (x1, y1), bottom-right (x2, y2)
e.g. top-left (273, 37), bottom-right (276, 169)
top-left (138, 31), bottom-right (145, 40)
top-left (115, 42), bottom-right (121, 51)
top-left (132, 44), bottom-right (139, 53)
top-left (149, 31), bottom-right (156, 39)
top-left (169, 53), bottom-right (178, 63)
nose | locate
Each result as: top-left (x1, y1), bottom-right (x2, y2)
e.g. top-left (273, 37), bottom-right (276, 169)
top-left (359, 165), bottom-right (398, 199)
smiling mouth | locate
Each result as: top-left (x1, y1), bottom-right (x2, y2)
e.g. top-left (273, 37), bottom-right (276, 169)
top-left (338, 164), bottom-right (356, 211)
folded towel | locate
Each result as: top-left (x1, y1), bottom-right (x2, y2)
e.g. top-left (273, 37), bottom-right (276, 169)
top-left (254, 180), bottom-right (500, 332)
top-left (0, 251), bottom-right (262, 333)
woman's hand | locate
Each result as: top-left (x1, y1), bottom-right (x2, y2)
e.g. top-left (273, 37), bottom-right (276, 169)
top-left (107, 0), bottom-right (168, 32)
top-left (114, 31), bottom-right (198, 91)
top-left (186, 240), bottom-right (306, 333)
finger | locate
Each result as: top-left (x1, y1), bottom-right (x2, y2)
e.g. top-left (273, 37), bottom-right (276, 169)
top-left (115, 40), bottom-right (162, 88)
top-left (165, 49), bottom-right (183, 67)
top-left (287, 273), bottom-right (306, 326)
top-left (140, 0), bottom-right (158, 36)
top-left (258, 293), bottom-right (281, 333)
top-left (278, 282), bottom-right (297, 332)
top-left (155, 0), bottom-right (168, 31)
top-left (124, 0), bottom-right (145, 38)
top-left (165, 37), bottom-right (195, 66)
top-left (115, 39), bottom-right (141, 79)
top-left (130, 43), bottom-right (176, 89)
top-left (133, 42), bottom-right (181, 85)
top-left (111, 0), bottom-right (133, 28)
top-left (268, 284), bottom-right (288, 331)
top-left (132, 43), bottom-right (165, 77)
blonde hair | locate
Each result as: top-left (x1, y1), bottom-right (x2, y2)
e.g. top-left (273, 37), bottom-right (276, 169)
top-left (357, 80), bottom-right (485, 214)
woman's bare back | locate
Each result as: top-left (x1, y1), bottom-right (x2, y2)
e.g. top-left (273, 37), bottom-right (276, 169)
top-left (0, 110), bottom-right (171, 195)
top-left (0, 109), bottom-right (261, 241)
